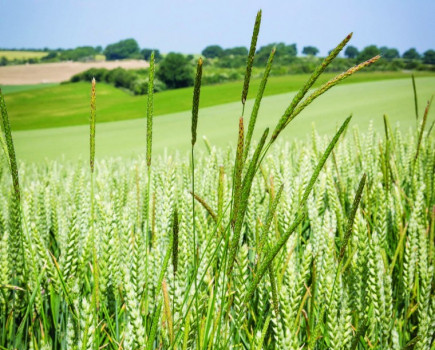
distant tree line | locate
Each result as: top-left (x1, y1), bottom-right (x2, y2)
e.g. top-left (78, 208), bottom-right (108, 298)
top-left (70, 52), bottom-right (195, 94)
top-left (2, 39), bottom-right (434, 68)
top-left (198, 43), bottom-right (435, 72)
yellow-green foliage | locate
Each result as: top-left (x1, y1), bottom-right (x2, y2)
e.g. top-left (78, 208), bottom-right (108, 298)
top-left (0, 50), bottom-right (47, 60)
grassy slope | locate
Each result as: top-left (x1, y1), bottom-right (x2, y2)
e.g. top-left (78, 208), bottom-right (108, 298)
top-left (0, 83), bottom-right (59, 94)
top-left (12, 77), bottom-right (435, 162)
top-left (0, 50), bottom-right (47, 59)
top-left (5, 71), bottom-right (433, 130)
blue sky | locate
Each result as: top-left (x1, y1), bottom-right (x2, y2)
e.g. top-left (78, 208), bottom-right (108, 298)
top-left (1, 0), bottom-right (434, 56)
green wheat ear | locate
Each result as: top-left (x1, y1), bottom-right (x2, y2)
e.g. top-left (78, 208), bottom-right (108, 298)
top-left (90, 78), bottom-right (96, 173)
top-left (146, 51), bottom-right (155, 167)
top-left (191, 57), bottom-right (203, 146)
top-left (0, 89), bottom-right (20, 201)
top-left (241, 9), bottom-right (261, 111)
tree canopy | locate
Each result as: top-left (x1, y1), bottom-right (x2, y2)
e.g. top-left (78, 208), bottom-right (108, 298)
top-left (357, 45), bottom-right (380, 62)
top-left (141, 48), bottom-right (162, 62)
top-left (104, 39), bottom-right (140, 60)
top-left (202, 45), bottom-right (224, 58)
top-left (380, 47), bottom-right (400, 60)
top-left (302, 46), bottom-right (319, 56)
top-left (344, 45), bottom-right (359, 59)
top-left (423, 49), bottom-right (435, 65)
top-left (402, 48), bottom-right (420, 60)
top-left (156, 52), bottom-right (194, 88)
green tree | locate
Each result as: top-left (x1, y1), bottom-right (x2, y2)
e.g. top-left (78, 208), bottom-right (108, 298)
top-left (156, 52), bottom-right (194, 88)
top-left (59, 46), bottom-right (98, 61)
top-left (255, 43), bottom-right (297, 65)
top-left (380, 47), bottom-right (399, 60)
top-left (357, 45), bottom-right (380, 62)
top-left (344, 45), bottom-right (359, 59)
top-left (104, 39), bottom-right (140, 60)
top-left (0, 56), bottom-right (9, 66)
top-left (302, 46), bottom-right (319, 56)
top-left (423, 49), bottom-right (435, 65)
top-left (402, 48), bottom-right (420, 60)
top-left (223, 46), bottom-right (248, 56)
top-left (202, 45), bottom-right (224, 58)
top-left (141, 48), bottom-right (162, 62)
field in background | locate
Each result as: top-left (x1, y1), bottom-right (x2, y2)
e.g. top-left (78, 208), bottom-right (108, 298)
top-left (12, 77), bottom-right (435, 162)
top-left (0, 59), bottom-right (149, 85)
top-left (0, 83), bottom-right (59, 94)
top-left (5, 71), bottom-right (434, 130)
top-left (0, 50), bottom-right (47, 60)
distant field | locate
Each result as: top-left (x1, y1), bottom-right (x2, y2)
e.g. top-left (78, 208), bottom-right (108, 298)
top-left (0, 83), bottom-right (58, 94)
top-left (0, 50), bottom-right (47, 60)
top-left (11, 77), bottom-right (435, 162)
top-left (0, 59), bottom-right (149, 85)
top-left (4, 71), bottom-right (434, 130)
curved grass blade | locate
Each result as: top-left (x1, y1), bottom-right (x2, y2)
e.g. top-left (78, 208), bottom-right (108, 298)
top-left (271, 33), bottom-right (353, 142)
top-left (283, 56), bottom-right (380, 131)
top-left (339, 173), bottom-right (366, 261)
top-left (244, 48), bottom-right (275, 162)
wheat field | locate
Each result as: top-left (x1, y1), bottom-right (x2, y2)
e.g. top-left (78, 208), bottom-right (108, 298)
top-left (0, 10), bottom-right (434, 350)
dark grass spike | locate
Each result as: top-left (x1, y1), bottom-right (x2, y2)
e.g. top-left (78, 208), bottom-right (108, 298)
top-left (146, 52), bottom-right (155, 167)
top-left (412, 74), bottom-right (419, 120)
top-left (232, 117), bottom-right (245, 227)
top-left (244, 48), bottom-right (275, 162)
top-left (339, 173), bottom-right (366, 261)
top-left (190, 56), bottom-right (203, 346)
top-left (241, 10), bottom-right (262, 110)
top-left (90, 78), bottom-right (96, 173)
top-left (227, 128), bottom-right (269, 276)
top-left (282, 56), bottom-right (380, 131)
top-left (191, 57), bottom-right (203, 146)
top-left (271, 32), bottom-right (353, 142)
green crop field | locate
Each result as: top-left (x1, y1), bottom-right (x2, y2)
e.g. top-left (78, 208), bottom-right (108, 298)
top-left (1, 10), bottom-right (435, 349)
top-left (4, 71), bottom-right (433, 131)
top-left (0, 83), bottom-right (59, 94)
top-left (0, 50), bottom-right (47, 60)
top-left (11, 76), bottom-right (435, 162)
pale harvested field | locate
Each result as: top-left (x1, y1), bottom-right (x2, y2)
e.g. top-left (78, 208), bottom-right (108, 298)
top-left (0, 50), bottom-right (48, 60)
top-left (0, 60), bottom-right (149, 85)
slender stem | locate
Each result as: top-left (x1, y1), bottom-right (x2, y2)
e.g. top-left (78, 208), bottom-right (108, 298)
top-left (191, 146), bottom-right (199, 348)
